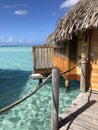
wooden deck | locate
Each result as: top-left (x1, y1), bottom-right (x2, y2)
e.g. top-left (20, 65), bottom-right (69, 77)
top-left (59, 91), bottom-right (98, 130)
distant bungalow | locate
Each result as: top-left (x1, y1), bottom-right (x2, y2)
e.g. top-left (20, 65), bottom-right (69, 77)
top-left (32, 0), bottom-right (98, 91)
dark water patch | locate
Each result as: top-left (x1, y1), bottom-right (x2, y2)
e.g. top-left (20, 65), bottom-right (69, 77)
top-left (0, 69), bottom-right (32, 109)
top-left (59, 76), bottom-right (80, 90)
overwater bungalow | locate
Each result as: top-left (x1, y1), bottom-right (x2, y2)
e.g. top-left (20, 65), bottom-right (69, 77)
top-left (33, 0), bottom-right (98, 92)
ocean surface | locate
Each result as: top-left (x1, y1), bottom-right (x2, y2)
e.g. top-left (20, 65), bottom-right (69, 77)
top-left (0, 46), bottom-right (80, 130)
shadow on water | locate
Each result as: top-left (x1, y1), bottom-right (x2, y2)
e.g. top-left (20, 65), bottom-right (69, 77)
top-left (59, 76), bottom-right (80, 91)
top-left (0, 69), bottom-right (32, 109)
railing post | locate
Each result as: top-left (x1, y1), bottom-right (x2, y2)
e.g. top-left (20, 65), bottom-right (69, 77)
top-left (51, 68), bottom-right (59, 130)
top-left (80, 58), bottom-right (87, 92)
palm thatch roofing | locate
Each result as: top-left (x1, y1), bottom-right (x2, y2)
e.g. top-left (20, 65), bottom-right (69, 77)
top-left (46, 0), bottom-right (98, 47)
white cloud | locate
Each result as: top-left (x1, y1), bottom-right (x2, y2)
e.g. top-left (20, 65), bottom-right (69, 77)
top-left (4, 4), bottom-right (26, 9)
top-left (0, 37), bottom-right (13, 43)
top-left (14, 10), bottom-right (28, 16)
top-left (7, 37), bottom-right (13, 42)
top-left (60, 0), bottom-right (79, 9)
top-left (4, 5), bottom-right (18, 9)
top-left (0, 37), bottom-right (33, 46)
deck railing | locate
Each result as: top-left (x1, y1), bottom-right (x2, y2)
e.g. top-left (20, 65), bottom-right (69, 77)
top-left (33, 46), bottom-right (54, 70)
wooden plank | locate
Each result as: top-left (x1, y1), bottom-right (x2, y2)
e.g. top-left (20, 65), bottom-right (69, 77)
top-left (59, 92), bottom-right (98, 130)
top-left (75, 113), bottom-right (98, 125)
top-left (41, 48), bottom-right (45, 68)
top-left (39, 48), bottom-right (42, 68)
top-left (91, 63), bottom-right (98, 68)
top-left (59, 113), bottom-right (94, 130)
top-left (90, 63), bottom-right (98, 90)
top-left (80, 110), bottom-right (98, 120)
top-left (47, 48), bottom-right (50, 68)
top-left (49, 48), bottom-right (53, 68)
top-left (90, 78), bottom-right (98, 83)
top-left (91, 72), bottom-right (98, 76)
top-left (70, 123), bottom-right (91, 130)
top-left (34, 69), bottom-right (52, 74)
top-left (72, 116), bottom-right (98, 130)
top-left (33, 47), bottom-right (35, 69)
top-left (89, 85), bottom-right (98, 91)
top-left (35, 48), bottom-right (40, 69)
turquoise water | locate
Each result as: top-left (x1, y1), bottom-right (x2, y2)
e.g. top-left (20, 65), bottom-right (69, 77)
top-left (0, 46), bottom-right (80, 130)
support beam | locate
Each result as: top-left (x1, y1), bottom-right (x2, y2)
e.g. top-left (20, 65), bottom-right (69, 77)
top-left (65, 80), bottom-right (70, 92)
top-left (39, 78), bottom-right (42, 85)
top-left (80, 58), bottom-right (87, 92)
top-left (51, 68), bottom-right (59, 130)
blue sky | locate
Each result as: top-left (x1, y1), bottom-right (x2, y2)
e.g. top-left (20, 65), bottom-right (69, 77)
top-left (0, 0), bottom-right (79, 46)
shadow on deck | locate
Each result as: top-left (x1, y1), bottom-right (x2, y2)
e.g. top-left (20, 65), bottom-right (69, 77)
top-left (59, 91), bottom-right (98, 130)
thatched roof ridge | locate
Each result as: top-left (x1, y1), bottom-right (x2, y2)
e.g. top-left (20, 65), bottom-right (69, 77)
top-left (46, 0), bottom-right (98, 46)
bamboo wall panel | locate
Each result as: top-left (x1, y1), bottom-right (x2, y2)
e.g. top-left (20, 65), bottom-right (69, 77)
top-left (91, 41), bottom-right (98, 64)
top-left (53, 53), bottom-right (68, 73)
top-left (54, 53), bottom-right (80, 80)
top-left (90, 63), bottom-right (98, 91)
top-left (33, 46), bottom-right (53, 70)
top-left (89, 30), bottom-right (98, 90)
top-left (69, 60), bottom-right (76, 73)
top-left (68, 60), bottom-right (80, 81)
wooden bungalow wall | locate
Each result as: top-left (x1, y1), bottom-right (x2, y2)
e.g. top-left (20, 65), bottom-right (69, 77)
top-left (53, 42), bottom-right (80, 81)
top-left (76, 30), bottom-right (98, 91)
top-left (32, 30), bottom-right (98, 91)
top-left (53, 33), bottom-right (92, 82)
top-left (89, 30), bottom-right (98, 90)
top-left (53, 43), bottom-right (69, 73)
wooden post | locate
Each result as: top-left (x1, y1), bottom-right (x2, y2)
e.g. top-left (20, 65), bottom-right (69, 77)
top-left (80, 58), bottom-right (87, 92)
top-left (39, 78), bottom-right (42, 85)
top-left (65, 79), bottom-right (70, 92)
top-left (51, 68), bottom-right (59, 130)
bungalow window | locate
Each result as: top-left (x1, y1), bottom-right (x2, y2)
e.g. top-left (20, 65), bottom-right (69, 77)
top-left (69, 36), bottom-right (77, 60)
top-left (55, 44), bottom-right (66, 58)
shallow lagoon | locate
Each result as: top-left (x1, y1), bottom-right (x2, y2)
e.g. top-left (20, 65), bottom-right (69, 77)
top-left (0, 46), bottom-right (80, 130)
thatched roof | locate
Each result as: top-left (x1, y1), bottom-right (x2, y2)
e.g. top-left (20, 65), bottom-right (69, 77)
top-left (46, 0), bottom-right (98, 46)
